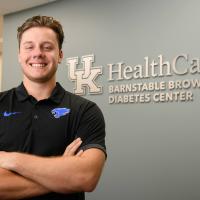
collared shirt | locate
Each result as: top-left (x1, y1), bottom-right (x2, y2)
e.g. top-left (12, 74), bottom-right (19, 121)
top-left (0, 82), bottom-right (106, 200)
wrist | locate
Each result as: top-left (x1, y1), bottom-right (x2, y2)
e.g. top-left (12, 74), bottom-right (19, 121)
top-left (7, 152), bottom-right (20, 171)
top-left (0, 151), bottom-right (18, 171)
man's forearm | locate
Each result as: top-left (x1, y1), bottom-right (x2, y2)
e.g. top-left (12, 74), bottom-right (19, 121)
top-left (0, 139), bottom-right (105, 195)
top-left (1, 149), bottom-right (105, 194)
top-left (0, 168), bottom-right (49, 200)
top-left (0, 138), bottom-right (83, 199)
top-left (10, 153), bottom-right (89, 194)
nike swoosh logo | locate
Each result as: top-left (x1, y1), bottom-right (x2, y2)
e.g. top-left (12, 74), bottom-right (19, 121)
top-left (3, 111), bottom-right (21, 117)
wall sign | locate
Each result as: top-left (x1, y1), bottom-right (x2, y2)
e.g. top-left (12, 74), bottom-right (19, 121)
top-left (67, 54), bottom-right (200, 104)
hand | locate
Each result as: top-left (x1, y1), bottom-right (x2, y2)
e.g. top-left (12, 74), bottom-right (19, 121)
top-left (63, 138), bottom-right (83, 157)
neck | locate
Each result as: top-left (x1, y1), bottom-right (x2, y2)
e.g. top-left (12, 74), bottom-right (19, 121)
top-left (23, 79), bottom-right (56, 101)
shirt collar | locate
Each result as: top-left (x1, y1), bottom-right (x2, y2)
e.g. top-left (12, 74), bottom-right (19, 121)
top-left (15, 82), bottom-right (65, 104)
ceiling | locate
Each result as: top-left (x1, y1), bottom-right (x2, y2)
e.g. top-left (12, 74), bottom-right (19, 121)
top-left (0, 0), bottom-right (57, 15)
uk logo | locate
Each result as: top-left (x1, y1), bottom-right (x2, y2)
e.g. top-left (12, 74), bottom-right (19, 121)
top-left (51, 108), bottom-right (70, 118)
top-left (67, 54), bottom-right (103, 95)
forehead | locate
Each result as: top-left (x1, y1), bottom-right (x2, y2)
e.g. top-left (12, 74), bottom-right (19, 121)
top-left (21, 27), bottom-right (58, 43)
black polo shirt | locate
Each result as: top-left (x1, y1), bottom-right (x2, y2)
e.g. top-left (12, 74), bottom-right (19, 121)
top-left (0, 82), bottom-right (106, 200)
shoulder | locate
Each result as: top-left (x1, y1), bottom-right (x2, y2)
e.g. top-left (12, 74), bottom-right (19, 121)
top-left (0, 88), bottom-right (15, 102)
top-left (64, 90), bottom-right (97, 110)
top-left (63, 90), bottom-right (104, 119)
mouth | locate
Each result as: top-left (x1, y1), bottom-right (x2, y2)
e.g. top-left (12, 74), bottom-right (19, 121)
top-left (29, 63), bottom-right (47, 68)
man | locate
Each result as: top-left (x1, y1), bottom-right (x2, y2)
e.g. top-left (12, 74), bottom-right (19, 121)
top-left (0, 16), bottom-right (106, 200)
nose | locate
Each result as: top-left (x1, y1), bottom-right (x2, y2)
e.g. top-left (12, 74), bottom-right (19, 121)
top-left (32, 47), bottom-right (45, 58)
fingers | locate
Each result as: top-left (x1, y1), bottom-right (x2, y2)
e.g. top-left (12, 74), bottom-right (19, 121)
top-left (76, 149), bottom-right (84, 157)
top-left (63, 138), bottom-right (83, 156)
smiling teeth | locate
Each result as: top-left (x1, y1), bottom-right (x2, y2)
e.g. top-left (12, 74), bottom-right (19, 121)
top-left (31, 64), bottom-right (46, 67)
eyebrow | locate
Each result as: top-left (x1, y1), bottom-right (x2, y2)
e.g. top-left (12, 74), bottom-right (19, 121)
top-left (22, 42), bottom-right (54, 49)
top-left (22, 41), bottom-right (33, 45)
top-left (22, 41), bottom-right (54, 45)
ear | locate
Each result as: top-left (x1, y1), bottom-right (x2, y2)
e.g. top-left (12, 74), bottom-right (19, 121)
top-left (58, 50), bottom-right (63, 64)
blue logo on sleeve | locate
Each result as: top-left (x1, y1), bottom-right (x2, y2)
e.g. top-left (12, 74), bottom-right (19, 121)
top-left (3, 111), bottom-right (21, 117)
top-left (51, 108), bottom-right (71, 118)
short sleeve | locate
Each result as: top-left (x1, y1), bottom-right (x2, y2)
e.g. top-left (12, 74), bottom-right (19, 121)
top-left (75, 102), bottom-right (106, 157)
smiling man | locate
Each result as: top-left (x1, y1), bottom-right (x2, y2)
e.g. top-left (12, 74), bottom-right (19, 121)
top-left (0, 16), bottom-right (106, 200)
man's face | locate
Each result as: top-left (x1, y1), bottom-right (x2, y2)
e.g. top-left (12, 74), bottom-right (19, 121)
top-left (18, 27), bottom-right (63, 83)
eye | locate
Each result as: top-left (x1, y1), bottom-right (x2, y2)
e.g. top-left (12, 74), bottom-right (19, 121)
top-left (24, 45), bottom-right (33, 50)
top-left (43, 45), bottom-right (53, 51)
